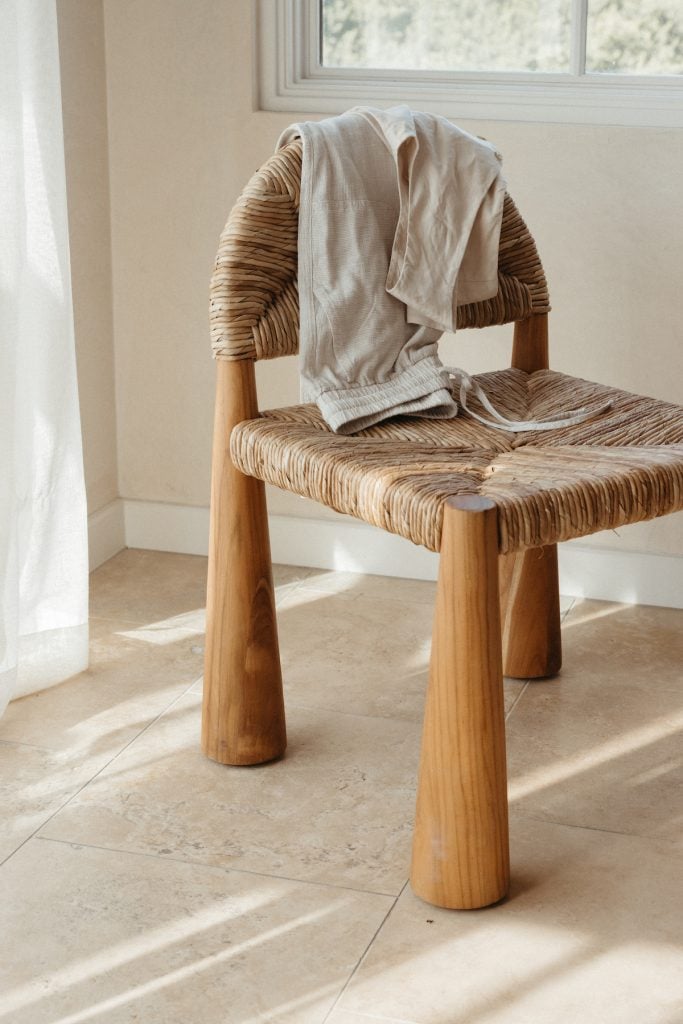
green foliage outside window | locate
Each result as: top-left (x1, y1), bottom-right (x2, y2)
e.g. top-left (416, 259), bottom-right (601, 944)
top-left (321, 0), bottom-right (683, 76)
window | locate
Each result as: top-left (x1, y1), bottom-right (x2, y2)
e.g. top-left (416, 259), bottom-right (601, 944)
top-left (321, 0), bottom-right (683, 77)
top-left (258, 0), bottom-right (683, 126)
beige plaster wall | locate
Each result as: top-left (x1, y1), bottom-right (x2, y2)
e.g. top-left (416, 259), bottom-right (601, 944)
top-left (103, 0), bottom-right (683, 555)
top-left (57, 0), bottom-right (118, 515)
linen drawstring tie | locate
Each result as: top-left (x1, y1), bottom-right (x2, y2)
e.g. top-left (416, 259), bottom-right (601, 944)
top-left (446, 368), bottom-right (613, 433)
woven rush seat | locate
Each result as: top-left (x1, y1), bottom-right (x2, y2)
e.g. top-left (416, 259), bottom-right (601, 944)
top-left (231, 367), bottom-right (683, 555)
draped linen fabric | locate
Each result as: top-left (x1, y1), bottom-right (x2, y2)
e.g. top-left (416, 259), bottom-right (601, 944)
top-left (0, 0), bottom-right (89, 717)
top-left (277, 107), bottom-right (505, 433)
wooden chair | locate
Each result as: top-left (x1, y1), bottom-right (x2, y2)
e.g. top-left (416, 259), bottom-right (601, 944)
top-left (202, 139), bottom-right (683, 910)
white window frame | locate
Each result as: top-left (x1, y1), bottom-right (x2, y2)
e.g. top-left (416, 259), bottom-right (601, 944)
top-left (257, 0), bottom-right (683, 127)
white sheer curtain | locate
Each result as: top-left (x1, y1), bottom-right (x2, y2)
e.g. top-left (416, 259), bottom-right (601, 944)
top-left (0, 0), bottom-right (89, 717)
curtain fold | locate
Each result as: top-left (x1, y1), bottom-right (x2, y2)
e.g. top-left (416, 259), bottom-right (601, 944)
top-left (0, 0), bottom-right (89, 716)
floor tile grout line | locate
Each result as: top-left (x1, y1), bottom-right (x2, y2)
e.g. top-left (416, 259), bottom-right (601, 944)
top-left (88, 613), bottom-right (175, 627)
top-left (321, 879), bottom-right (410, 1024)
top-left (0, 737), bottom-right (60, 754)
top-left (88, 612), bottom-right (205, 631)
top-left (92, 590), bottom-right (575, 630)
top-left (505, 680), bottom-right (529, 721)
top-left (275, 686), bottom-right (527, 726)
top-left (33, 833), bottom-right (403, 899)
top-left (92, 582), bottom-right (576, 623)
top-left (517, 812), bottom-right (678, 843)
top-left (274, 572), bottom-right (321, 605)
top-left (278, 588), bottom-right (438, 615)
top-left (283, 699), bottom-right (427, 725)
top-left (1, 672), bottom-right (203, 757)
top-left (329, 1010), bottom-right (419, 1024)
top-left (0, 683), bottom-right (194, 871)
top-left (283, 580), bottom-right (576, 606)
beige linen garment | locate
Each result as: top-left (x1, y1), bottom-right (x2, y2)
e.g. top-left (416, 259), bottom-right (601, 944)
top-left (277, 106), bottom-right (506, 434)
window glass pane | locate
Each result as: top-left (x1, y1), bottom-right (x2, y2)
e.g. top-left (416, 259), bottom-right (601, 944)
top-left (586, 0), bottom-right (683, 74)
top-left (321, 0), bottom-right (572, 73)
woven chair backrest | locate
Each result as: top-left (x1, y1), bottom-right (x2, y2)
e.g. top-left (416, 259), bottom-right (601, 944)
top-left (210, 138), bottom-right (550, 362)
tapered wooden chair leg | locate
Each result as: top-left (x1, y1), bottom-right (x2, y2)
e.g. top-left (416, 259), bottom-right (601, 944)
top-left (202, 360), bottom-right (286, 766)
top-left (499, 545), bottom-right (562, 679)
top-left (411, 496), bottom-right (509, 910)
top-left (501, 315), bottom-right (562, 680)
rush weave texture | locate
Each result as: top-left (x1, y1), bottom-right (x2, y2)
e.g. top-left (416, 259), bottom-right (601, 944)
top-left (230, 369), bottom-right (683, 554)
top-left (210, 139), bottom-right (550, 361)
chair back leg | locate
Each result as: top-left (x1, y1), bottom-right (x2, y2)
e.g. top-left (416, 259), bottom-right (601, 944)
top-left (499, 545), bottom-right (562, 678)
top-left (499, 313), bottom-right (562, 678)
top-left (411, 496), bottom-right (510, 909)
top-left (202, 360), bottom-right (286, 765)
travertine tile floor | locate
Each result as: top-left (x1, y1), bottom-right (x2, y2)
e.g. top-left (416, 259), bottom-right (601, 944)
top-left (1, 549), bottom-right (681, 1024)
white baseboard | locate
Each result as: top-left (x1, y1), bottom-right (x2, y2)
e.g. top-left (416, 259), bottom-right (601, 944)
top-left (87, 498), bottom-right (126, 570)
top-left (123, 499), bottom-right (209, 557)
top-left (556, 544), bottom-right (682, 609)
top-left (269, 511), bottom-right (441, 580)
top-left (118, 498), bottom-right (683, 609)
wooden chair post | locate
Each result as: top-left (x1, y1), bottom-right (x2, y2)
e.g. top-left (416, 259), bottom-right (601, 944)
top-left (510, 310), bottom-right (549, 373)
top-left (202, 359), bottom-right (286, 766)
top-left (411, 496), bottom-right (510, 910)
top-left (499, 313), bottom-right (562, 678)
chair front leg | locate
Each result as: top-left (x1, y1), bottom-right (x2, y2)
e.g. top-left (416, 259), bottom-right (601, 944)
top-left (411, 496), bottom-right (509, 910)
top-left (202, 360), bottom-right (286, 766)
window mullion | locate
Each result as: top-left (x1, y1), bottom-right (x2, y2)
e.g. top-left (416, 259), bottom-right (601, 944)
top-left (310, 0), bottom-right (322, 71)
top-left (570, 0), bottom-right (588, 76)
